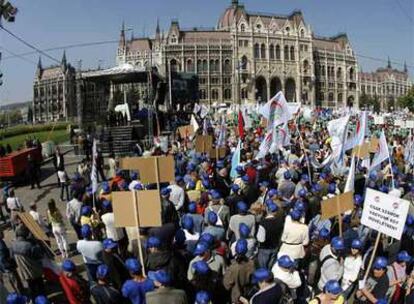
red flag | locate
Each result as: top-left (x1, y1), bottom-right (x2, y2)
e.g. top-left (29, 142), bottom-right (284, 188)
top-left (238, 110), bottom-right (245, 139)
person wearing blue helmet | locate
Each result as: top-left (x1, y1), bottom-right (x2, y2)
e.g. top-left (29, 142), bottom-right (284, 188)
top-left (256, 199), bottom-right (285, 268)
top-left (278, 171), bottom-right (296, 201)
top-left (102, 238), bottom-right (129, 290)
top-left (6, 293), bottom-right (28, 304)
top-left (91, 264), bottom-right (123, 304)
top-left (59, 259), bottom-right (91, 303)
top-left (317, 236), bottom-right (345, 291)
top-left (122, 258), bottom-right (155, 304)
top-left (202, 211), bottom-right (225, 241)
top-left (294, 174), bottom-right (310, 198)
top-left (145, 270), bottom-right (187, 304)
top-left (228, 201), bottom-right (255, 241)
top-left (341, 239), bottom-right (363, 297)
top-left (257, 180), bottom-right (270, 204)
top-left (225, 184), bottom-right (244, 214)
top-left (309, 280), bottom-right (344, 303)
top-left (194, 290), bottom-right (211, 304)
top-left (271, 255), bottom-right (302, 290)
top-left (166, 176), bottom-right (185, 214)
top-left (101, 199), bottom-right (127, 257)
top-left (204, 190), bottom-right (230, 229)
top-left (223, 239), bottom-right (255, 303)
top-left (278, 209), bottom-right (309, 261)
top-left (250, 268), bottom-right (284, 304)
top-left (356, 256), bottom-right (389, 303)
top-left (34, 295), bottom-right (49, 304)
top-left (76, 224), bottom-right (103, 282)
top-left (186, 201), bottom-right (204, 234)
top-left (160, 187), bottom-right (180, 226)
top-left (386, 250), bottom-right (412, 302)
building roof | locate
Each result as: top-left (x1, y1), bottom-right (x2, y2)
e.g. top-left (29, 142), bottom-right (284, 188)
top-left (180, 30), bottom-right (230, 43)
top-left (127, 38), bottom-right (152, 52)
top-left (360, 67), bottom-right (409, 82)
top-left (38, 66), bottom-right (63, 80)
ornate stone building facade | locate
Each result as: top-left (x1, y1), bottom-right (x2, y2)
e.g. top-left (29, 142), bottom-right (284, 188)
top-left (117, 0), bottom-right (359, 107)
top-left (33, 52), bottom-right (76, 122)
top-left (359, 59), bottom-right (412, 110)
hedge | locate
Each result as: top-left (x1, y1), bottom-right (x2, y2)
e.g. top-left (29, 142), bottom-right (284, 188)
top-left (0, 122), bottom-right (72, 139)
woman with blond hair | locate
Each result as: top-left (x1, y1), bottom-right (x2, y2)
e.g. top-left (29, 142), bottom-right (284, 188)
top-left (47, 199), bottom-right (69, 258)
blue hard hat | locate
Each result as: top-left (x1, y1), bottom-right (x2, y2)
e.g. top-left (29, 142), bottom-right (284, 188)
top-left (199, 233), bottom-right (214, 246)
top-left (376, 299), bottom-right (388, 304)
top-left (235, 238), bottom-right (248, 256)
top-left (192, 260), bottom-right (210, 275)
top-left (324, 280), bottom-right (343, 295)
top-left (102, 181), bottom-right (110, 192)
top-left (379, 185), bottom-right (389, 193)
top-left (134, 183), bottom-right (144, 190)
top-left (125, 258), bottom-right (142, 274)
top-left (236, 166), bottom-right (245, 174)
top-left (195, 291), bottom-right (211, 304)
top-left (187, 163), bottom-right (196, 172)
top-left (396, 250), bottom-right (412, 263)
top-left (187, 180), bottom-right (196, 190)
top-left (182, 215), bottom-right (194, 230)
top-left (96, 264), bottom-right (110, 279)
top-left (312, 183), bottom-right (322, 193)
top-left (194, 241), bottom-right (209, 256)
top-left (81, 224), bottom-right (92, 238)
top-left (369, 170), bottom-right (378, 180)
top-left (209, 189), bottom-right (222, 200)
top-left (268, 189), bottom-right (278, 197)
top-left (130, 171), bottom-right (138, 180)
top-left (62, 259), bottom-right (76, 272)
top-left (231, 184), bottom-right (240, 193)
top-left (216, 160), bottom-right (225, 169)
top-left (290, 209), bottom-right (302, 221)
top-left (284, 171), bottom-right (292, 180)
top-left (295, 201), bottom-right (305, 212)
top-left (278, 255), bottom-right (294, 268)
top-left (73, 172), bottom-right (82, 181)
top-left (188, 202), bottom-right (197, 213)
top-left (34, 296), bottom-right (49, 304)
top-left (6, 293), bottom-right (28, 304)
top-left (175, 229), bottom-right (186, 245)
top-left (103, 238), bottom-right (118, 250)
top-left (354, 194), bottom-right (363, 206)
top-left (115, 169), bottom-right (122, 176)
top-left (298, 188), bottom-right (307, 198)
top-left (351, 239), bottom-right (363, 250)
top-left (242, 175), bottom-right (250, 183)
top-left (301, 174), bottom-right (309, 182)
top-left (202, 179), bottom-right (211, 189)
top-left (407, 214), bottom-right (414, 226)
top-left (259, 181), bottom-right (270, 188)
top-left (175, 175), bottom-right (183, 183)
top-left (266, 201), bottom-right (278, 213)
top-left (237, 201), bottom-right (248, 213)
top-left (239, 223), bottom-right (251, 238)
top-left (331, 236), bottom-right (345, 251)
top-left (319, 228), bottom-right (330, 239)
top-left (320, 173), bottom-right (327, 180)
top-left (252, 268), bottom-right (273, 284)
top-left (81, 205), bottom-right (92, 216)
top-left (328, 183), bottom-right (336, 194)
top-left (207, 211), bottom-right (218, 225)
top-left (373, 256), bottom-right (388, 270)
top-left (102, 200), bottom-right (112, 210)
top-left (148, 270), bottom-right (171, 285)
top-left (146, 236), bottom-right (161, 249)
top-left (161, 187), bottom-right (172, 196)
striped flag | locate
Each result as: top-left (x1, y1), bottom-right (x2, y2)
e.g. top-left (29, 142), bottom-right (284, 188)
top-left (91, 139), bottom-right (98, 194)
top-left (230, 140), bottom-right (242, 178)
top-left (256, 130), bottom-right (273, 159)
top-left (370, 131), bottom-right (390, 169)
top-left (216, 116), bottom-right (227, 147)
top-left (344, 154), bottom-right (356, 193)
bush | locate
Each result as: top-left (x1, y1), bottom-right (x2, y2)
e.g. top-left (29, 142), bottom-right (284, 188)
top-left (0, 122), bottom-right (72, 139)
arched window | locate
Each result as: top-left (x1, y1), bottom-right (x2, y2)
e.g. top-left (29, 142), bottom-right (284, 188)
top-left (199, 89), bottom-right (206, 100)
top-left (215, 59), bottom-right (220, 72)
top-left (224, 59), bottom-right (231, 73)
top-left (300, 29), bottom-right (305, 37)
top-left (256, 24), bottom-right (262, 32)
top-left (338, 93), bottom-right (343, 102)
top-left (187, 59), bottom-right (194, 72)
top-left (197, 60), bottom-right (202, 72)
top-left (210, 59), bottom-right (215, 72)
top-left (328, 92), bottom-right (334, 101)
top-left (241, 56), bottom-right (248, 70)
top-left (349, 67), bottom-right (354, 81)
top-left (223, 88), bottom-right (232, 100)
top-left (269, 44), bottom-right (275, 59)
top-left (211, 89), bottom-right (218, 100)
top-left (303, 60), bottom-right (309, 74)
top-left (240, 24), bottom-right (246, 32)
top-left (170, 59), bottom-right (178, 72)
top-left (202, 59), bottom-right (208, 72)
top-left (261, 43), bottom-right (266, 59)
top-left (284, 46), bottom-right (289, 60)
top-left (290, 46), bottom-right (295, 61)
top-left (275, 45), bottom-right (281, 60)
top-left (254, 43), bottom-right (260, 59)
top-left (241, 88), bottom-right (248, 99)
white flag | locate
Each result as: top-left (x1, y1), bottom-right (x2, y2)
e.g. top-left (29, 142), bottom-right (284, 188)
top-left (91, 139), bottom-right (98, 194)
top-left (327, 115), bottom-right (350, 139)
top-left (256, 131), bottom-right (273, 159)
top-left (190, 114), bottom-right (199, 133)
top-left (230, 140), bottom-right (242, 178)
top-left (344, 154), bottom-right (356, 193)
top-left (370, 131), bottom-right (390, 169)
top-left (259, 91), bottom-right (292, 130)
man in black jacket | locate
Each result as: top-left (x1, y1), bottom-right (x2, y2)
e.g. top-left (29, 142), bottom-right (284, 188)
top-left (249, 268), bottom-right (283, 304)
top-left (52, 147), bottom-right (65, 187)
top-left (91, 264), bottom-right (123, 304)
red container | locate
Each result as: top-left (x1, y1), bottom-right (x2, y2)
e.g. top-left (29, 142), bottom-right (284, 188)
top-left (0, 147), bottom-right (43, 178)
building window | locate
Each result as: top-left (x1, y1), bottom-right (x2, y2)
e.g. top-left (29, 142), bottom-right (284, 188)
top-left (211, 89), bottom-right (218, 100)
top-left (197, 60), bottom-right (202, 72)
top-left (199, 89), bottom-right (206, 100)
top-left (170, 59), bottom-right (178, 72)
top-left (284, 46), bottom-right (289, 60)
top-left (171, 35), bottom-right (177, 44)
top-left (254, 43), bottom-right (260, 59)
top-left (337, 67), bottom-right (342, 79)
top-left (199, 78), bottom-right (206, 84)
top-left (187, 59), bottom-right (194, 72)
top-left (241, 55), bottom-right (248, 70)
top-left (300, 29), bottom-right (305, 37)
top-left (338, 93), bottom-right (343, 102)
top-left (223, 77), bottom-right (231, 84)
top-left (349, 67), bottom-right (354, 81)
top-left (240, 24), bottom-right (246, 32)
top-left (224, 59), bottom-right (231, 73)
top-left (211, 77), bottom-right (219, 84)
top-left (328, 92), bottom-right (334, 101)
top-left (223, 88), bottom-right (231, 100)
top-left (285, 27), bottom-right (290, 35)
top-left (303, 60), bottom-right (309, 74)
top-left (244, 40), bottom-right (248, 47)
top-left (241, 88), bottom-right (248, 99)
top-left (276, 45), bottom-right (281, 60)
top-left (290, 46), bottom-right (295, 61)
top-left (269, 44), bottom-right (275, 59)
top-left (202, 60), bottom-right (208, 72)
top-left (238, 40), bottom-right (243, 47)
top-left (261, 43), bottom-right (266, 59)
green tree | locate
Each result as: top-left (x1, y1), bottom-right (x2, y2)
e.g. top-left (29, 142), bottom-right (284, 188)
top-left (397, 86), bottom-right (414, 112)
top-left (359, 93), bottom-right (380, 112)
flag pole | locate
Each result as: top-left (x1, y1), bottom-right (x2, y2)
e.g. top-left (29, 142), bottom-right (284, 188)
top-left (295, 115), bottom-right (312, 183)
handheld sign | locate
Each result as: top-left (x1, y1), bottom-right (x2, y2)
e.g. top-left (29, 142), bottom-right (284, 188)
top-left (321, 192), bottom-right (354, 220)
top-left (361, 188), bottom-right (409, 240)
top-left (195, 135), bottom-right (213, 153)
top-left (119, 156), bottom-right (174, 184)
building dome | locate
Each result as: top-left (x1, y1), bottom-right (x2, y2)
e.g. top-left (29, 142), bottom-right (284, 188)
top-left (217, 0), bottom-right (245, 29)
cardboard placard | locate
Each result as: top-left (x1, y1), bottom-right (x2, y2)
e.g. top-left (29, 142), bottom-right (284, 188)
top-left (17, 212), bottom-right (49, 242)
top-left (370, 136), bottom-right (379, 153)
top-left (119, 156), bottom-right (175, 183)
top-left (352, 143), bottom-right (370, 159)
top-left (178, 125), bottom-right (194, 138)
top-left (208, 147), bottom-right (227, 159)
top-left (187, 190), bottom-right (201, 202)
top-left (361, 188), bottom-right (409, 240)
top-left (195, 135), bottom-right (213, 153)
top-left (112, 190), bottom-right (162, 228)
top-left (321, 191), bottom-right (354, 220)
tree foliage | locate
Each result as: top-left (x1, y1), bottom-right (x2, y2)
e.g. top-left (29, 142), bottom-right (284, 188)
top-left (397, 86), bottom-right (414, 112)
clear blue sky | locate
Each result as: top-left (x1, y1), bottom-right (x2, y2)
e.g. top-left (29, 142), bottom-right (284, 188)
top-left (0, 0), bottom-right (413, 104)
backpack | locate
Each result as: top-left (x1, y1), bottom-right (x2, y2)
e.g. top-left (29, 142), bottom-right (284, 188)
top-left (313, 254), bottom-right (335, 287)
top-left (274, 278), bottom-right (295, 304)
top-left (209, 205), bottom-right (224, 227)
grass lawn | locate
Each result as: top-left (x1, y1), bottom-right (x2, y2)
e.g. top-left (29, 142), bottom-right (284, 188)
top-left (0, 129), bottom-right (69, 150)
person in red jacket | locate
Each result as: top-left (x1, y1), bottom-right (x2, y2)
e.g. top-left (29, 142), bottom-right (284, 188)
top-left (59, 259), bottom-right (91, 304)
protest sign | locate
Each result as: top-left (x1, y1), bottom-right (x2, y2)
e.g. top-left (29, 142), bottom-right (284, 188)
top-left (195, 135), bottom-right (213, 153)
top-left (321, 191), bottom-right (354, 220)
top-left (369, 136), bottom-right (379, 153)
top-left (119, 156), bottom-right (174, 183)
top-left (178, 125), bottom-right (195, 138)
top-left (17, 212), bottom-right (49, 242)
top-left (352, 143), bottom-right (370, 159)
top-left (361, 188), bottom-right (409, 240)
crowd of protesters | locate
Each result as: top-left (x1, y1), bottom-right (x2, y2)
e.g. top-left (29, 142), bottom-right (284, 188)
top-left (0, 106), bottom-right (413, 304)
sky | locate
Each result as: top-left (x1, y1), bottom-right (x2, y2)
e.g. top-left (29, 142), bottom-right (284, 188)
top-left (0, 0), bottom-right (413, 105)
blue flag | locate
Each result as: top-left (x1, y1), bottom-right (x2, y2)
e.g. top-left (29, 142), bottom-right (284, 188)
top-left (230, 139), bottom-right (242, 178)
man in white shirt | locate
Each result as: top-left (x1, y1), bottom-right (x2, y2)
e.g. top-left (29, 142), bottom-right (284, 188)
top-left (128, 172), bottom-right (141, 191)
top-left (272, 255), bottom-right (302, 289)
top-left (76, 224), bottom-right (103, 281)
top-left (167, 177), bottom-right (185, 212)
top-left (100, 200), bottom-right (127, 256)
top-left (66, 194), bottom-right (83, 239)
